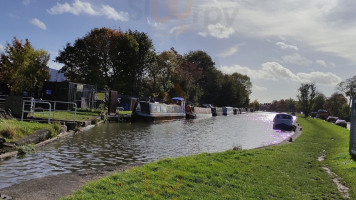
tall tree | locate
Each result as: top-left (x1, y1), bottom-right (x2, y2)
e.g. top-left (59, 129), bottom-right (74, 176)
top-left (312, 93), bottom-right (326, 112)
top-left (285, 98), bottom-right (296, 112)
top-left (337, 76), bottom-right (356, 107)
top-left (249, 100), bottom-right (260, 111)
top-left (184, 51), bottom-right (219, 104)
top-left (324, 93), bottom-right (347, 117)
top-left (56, 28), bottom-right (155, 95)
top-left (297, 82), bottom-right (317, 117)
top-left (0, 38), bottom-right (49, 96)
top-left (127, 30), bottom-right (156, 96)
top-left (170, 48), bottom-right (203, 103)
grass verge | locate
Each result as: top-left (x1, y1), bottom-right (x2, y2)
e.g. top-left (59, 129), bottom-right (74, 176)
top-left (63, 117), bottom-right (354, 200)
top-left (30, 110), bottom-right (101, 121)
top-left (0, 119), bottom-right (60, 142)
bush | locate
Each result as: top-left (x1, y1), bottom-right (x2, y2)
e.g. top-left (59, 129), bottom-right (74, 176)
top-left (17, 144), bottom-right (36, 155)
top-left (339, 104), bottom-right (351, 121)
top-left (51, 122), bottom-right (62, 137)
top-left (91, 117), bottom-right (99, 125)
top-left (0, 125), bottom-right (16, 139)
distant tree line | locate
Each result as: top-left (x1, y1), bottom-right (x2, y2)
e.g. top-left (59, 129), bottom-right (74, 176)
top-left (56, 27), bottom-right (252, 107)
top-left (0, 27), bottom-right (252, 107)
top-left (265, 77), bottom-right (356, 121)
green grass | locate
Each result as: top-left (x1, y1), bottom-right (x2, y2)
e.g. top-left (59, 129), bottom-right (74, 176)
top-left (30, 110), bottom-right (101, 121)
top-left (0, 119), bottom-right (59, 142)
top-left (95, 93), bottom-right (105, 101)
top-left (63, 116), bottom-right (354, 200)
top-left (117, 111), bottom-right (132, 115)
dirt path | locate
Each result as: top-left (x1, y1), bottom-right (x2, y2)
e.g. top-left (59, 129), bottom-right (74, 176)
top-left (0, 164), bottom-right (140, 200)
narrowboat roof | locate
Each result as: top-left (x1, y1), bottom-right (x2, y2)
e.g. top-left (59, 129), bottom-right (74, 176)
top-left (172, 97), bottom-right (184, 101)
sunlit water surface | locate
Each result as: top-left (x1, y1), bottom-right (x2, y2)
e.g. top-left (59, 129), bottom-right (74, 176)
top-left (0, 112), bottom-right (294, 189)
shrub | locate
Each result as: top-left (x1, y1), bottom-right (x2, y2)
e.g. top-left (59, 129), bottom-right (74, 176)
top-left (91, 117), bottom-right (99, 125)
top-left (17, 144), bottom-right (36, 155)
top-left (50, 122), bottom-right (62, 137)
top-left (0, 125), bottom-right (16, 139)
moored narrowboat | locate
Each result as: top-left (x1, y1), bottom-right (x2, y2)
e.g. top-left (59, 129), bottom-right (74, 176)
top-left (132, 97), bottom-right (185, 122)
top-left (223, 107), bottom-right (234, 116)
top-left (213, 107), bottom-right (223, 116)
top-left (186, 106), bottom-right (212, 119)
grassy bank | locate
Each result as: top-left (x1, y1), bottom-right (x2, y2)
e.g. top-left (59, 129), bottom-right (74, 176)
top-left (0, 119), bottom-right (59, 142)
top-left (30, 110), bottom-right (102, 121)
top-left (63, 117), bottom-right (354, 199)
top-left (31, 109), bottom-right (132, 121)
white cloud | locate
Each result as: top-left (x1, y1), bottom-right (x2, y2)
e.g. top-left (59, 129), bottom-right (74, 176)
top-left (261, 62), bottom-right (299, 81)
top-left (282, 53), bottom-right (313, 66)
top-left (218, 44), bottom-right (241, 57)
top-left (198, 23), bottom-right (235, 39)
top-left (220, 62), bottom-right (341, 85)
top-left (47, 0), bottom-right (129, 21)
top-left (297, 72), bottom-right (342, 85)
top-left (48, 60), bottom-right (63, 70)
top-left (147, 18), bottom-right (159, 27)
top-left (316, 59), bottom-right (327, 67)
top-left (47, 0), bottom-right (97, 15)
top-left (30, 18), bottom-right (47, 30)
top-left (0, 45), bottom-right (5, 53)
top-left (195, 0), bottom-right (356, 64)
top-left (169, 25), bottom-right (189, 35)
top-left (253, 85), bottom-right (268, 91)
top-left (197, 32), bottom-right (208, 37)
top-left (101, 5), bottom-right (129, 21)
top-left (22, 0), bottom-right (30, 5)
top-left (276, 42), bottom-right (299, 51)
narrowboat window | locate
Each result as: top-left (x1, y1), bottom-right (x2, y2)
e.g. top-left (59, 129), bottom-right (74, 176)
top-left (151, 104), bottom-right (160, 113)
top-left (161, 104), bottom-right (167, 113)
top-left (167, 105), bottom-right (172, 113)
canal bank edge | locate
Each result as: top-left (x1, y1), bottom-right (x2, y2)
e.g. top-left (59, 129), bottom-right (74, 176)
top-left (0, 120), bottom-right (105, 161)
top-left (253, 122), bottom-right (302, 150)
top-left (0, 121), bottom-right (304, 200)
top-left (0, 164), bottom-right (142, 200)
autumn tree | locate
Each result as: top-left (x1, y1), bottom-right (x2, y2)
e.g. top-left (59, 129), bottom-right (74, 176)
top-left (324, 93), bottom-right (348, 117)
top-left (56, 28), bottom-right (155, 95)
top-left (219, 73), bottom-right (251, 107)
top-left (285, 98), bottom-right (296, 112)
top-left (297, 82), bottom-right (317, 117)
top-left (184, 51), bottom-right (219, 104)
top-left (312, 93), bottom-right (326, 112)
top-left (337, 76), bottom-right (356, 107)
top-left (171, 49), bottom-right (203, 103)
top-left (249, 100), bottom-right (260, 111)
top-left (0, 38), bottom-right (49, 96)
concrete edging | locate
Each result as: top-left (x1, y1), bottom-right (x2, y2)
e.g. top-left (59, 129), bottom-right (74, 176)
top-left (0, 120), bottom-right (104, 161)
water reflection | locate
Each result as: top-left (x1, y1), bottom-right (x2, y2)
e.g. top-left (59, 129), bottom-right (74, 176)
top-left (0, 112), bottom-right (293, 189)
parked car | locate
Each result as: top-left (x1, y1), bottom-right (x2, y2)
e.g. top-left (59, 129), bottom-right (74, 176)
top-left (317, 109), bottom-right (329, 120)
top-left (335, 119), bottom-right (347, 128)
top-left (273, 113), bottom-right (296, 131)
top-left (310, 112), bottom-right (317, 118)
top-left (326, 116), bottom-right (339, 123)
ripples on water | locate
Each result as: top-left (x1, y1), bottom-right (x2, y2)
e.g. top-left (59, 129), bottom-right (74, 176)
top-left (0, 112), bottom-right (294, 189)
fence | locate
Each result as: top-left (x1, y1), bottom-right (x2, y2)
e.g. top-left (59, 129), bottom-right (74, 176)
top-left (21, 98), bottom-right (78, 124)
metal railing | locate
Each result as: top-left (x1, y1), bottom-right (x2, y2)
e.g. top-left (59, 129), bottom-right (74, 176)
top-left (21, 99), bottom-right (78, 123)
top-left (21, 99), bottom-right (52, 124)
top-left (51, 101), bottom-right (77, 121)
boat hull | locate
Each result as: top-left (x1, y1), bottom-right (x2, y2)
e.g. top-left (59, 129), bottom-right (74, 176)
top-left (132, 112), bottom-right (185, 122)
top-left (132, 100), bottom-right (185, 122)
top-left (186, 107), bottom-right (212, 119)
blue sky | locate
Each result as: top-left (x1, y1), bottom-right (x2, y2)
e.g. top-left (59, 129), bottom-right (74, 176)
top-left (1, 0), bottom-right (355, 103)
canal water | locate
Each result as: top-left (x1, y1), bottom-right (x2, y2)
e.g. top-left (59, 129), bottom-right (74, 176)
top-left (0, 112), bottom-right (294, 189)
